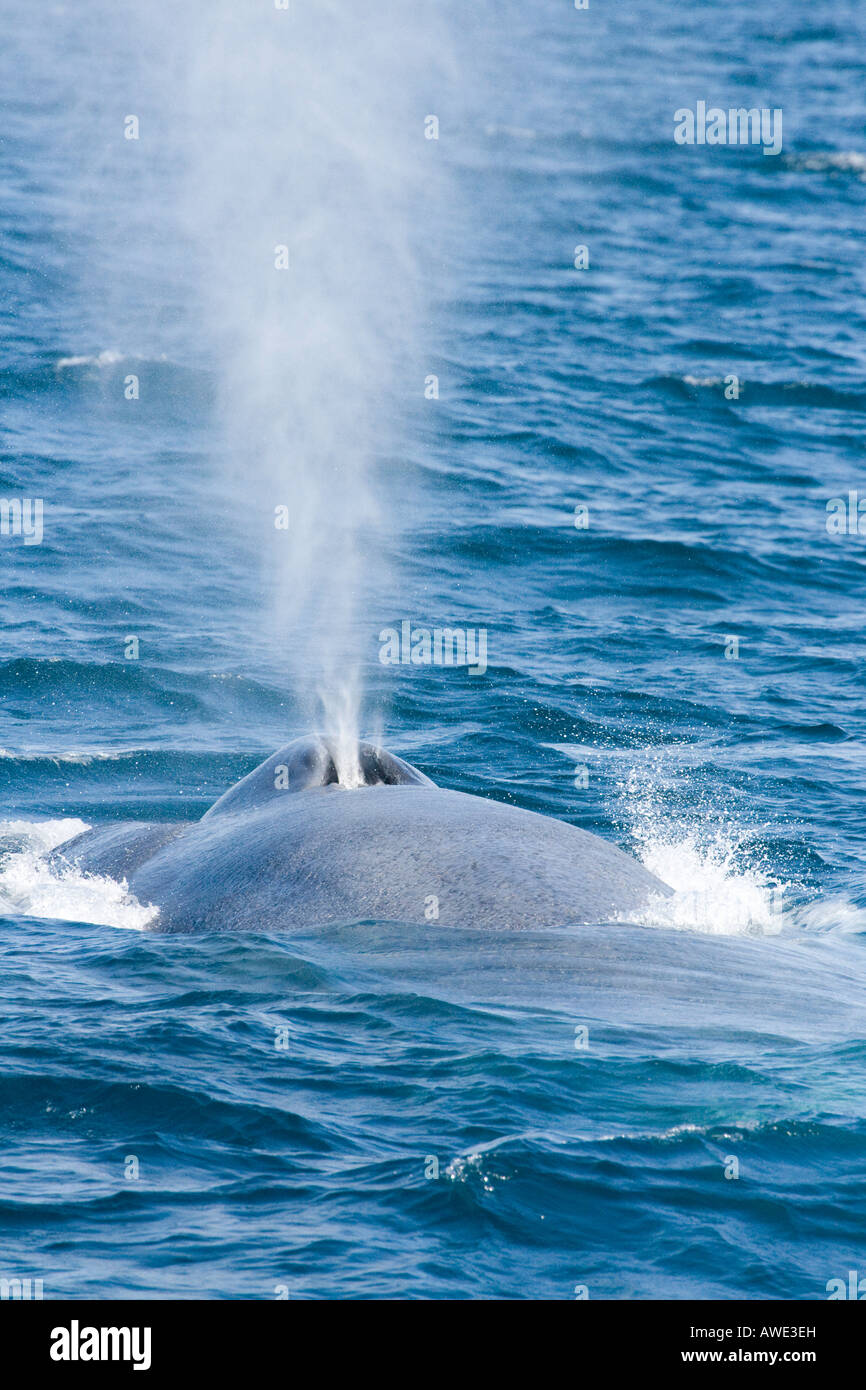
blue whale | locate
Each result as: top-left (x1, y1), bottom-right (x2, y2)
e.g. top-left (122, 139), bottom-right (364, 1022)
top-left (54, 735), bottom-right (672, 931)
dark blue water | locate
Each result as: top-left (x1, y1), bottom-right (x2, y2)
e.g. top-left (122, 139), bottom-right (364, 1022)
top-left (1, 0), bottom-right (865, 1299)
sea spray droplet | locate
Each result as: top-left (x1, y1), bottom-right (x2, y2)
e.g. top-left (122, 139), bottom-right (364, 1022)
top-left (620, 768), bottom-right (787, 936)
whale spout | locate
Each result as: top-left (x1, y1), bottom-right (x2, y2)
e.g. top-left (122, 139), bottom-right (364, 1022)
top-left (202, 734), bottom-right (435, 821)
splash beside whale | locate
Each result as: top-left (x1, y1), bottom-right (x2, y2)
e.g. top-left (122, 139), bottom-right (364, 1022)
top-left (52, 735), bottom-right (672, 932)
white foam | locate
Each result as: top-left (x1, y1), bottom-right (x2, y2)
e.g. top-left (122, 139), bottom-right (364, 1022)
top-left (788, 895), bottom-right (866, 936)
top-left (787, 151), bottom-right (866, 178)
top-left (0, 748), bottom-right (133, 764)
top-left (55, 349), bottom-right (126, 369)
top-left (629, 828), bottom-right (785, 935)
top-left (614, 765), bottom-right (788, 936)
top-left (443, 1148), bottom-right (509, 1192)
top-left (0, 818), bottom-right (156, 931)
top-left (553, 744), bottom-right (866, 937)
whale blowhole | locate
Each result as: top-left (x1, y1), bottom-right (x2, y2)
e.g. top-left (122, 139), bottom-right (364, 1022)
top-left (201, 734), bottom-right (434, 820)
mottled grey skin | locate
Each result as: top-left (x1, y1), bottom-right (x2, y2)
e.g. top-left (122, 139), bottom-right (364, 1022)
top-left (53, 735), bottom-right (671, 932)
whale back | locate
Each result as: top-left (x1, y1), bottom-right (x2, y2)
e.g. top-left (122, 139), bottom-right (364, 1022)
top-left (54, 736), bottom-right (672, 932)
top-left (129, 782), bottom-right (671, 932)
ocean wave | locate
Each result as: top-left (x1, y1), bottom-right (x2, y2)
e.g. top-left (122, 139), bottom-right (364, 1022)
top-left (649, 374), bottom-right (866, 410)
top-left (0, 747), bottom-right (137, 765)
top-left (55, 349), bottom-right (129, 369)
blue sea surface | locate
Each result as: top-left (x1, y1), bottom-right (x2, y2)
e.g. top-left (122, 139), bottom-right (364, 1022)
top-left (1, 0), bottom-right (865, 1299)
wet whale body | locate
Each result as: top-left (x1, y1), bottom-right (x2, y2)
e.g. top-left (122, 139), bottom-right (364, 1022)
top-left (54, 736), bottom-right (672, 932)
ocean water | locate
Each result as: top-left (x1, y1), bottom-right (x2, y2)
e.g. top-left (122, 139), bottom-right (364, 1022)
top-left (1, 0), bottom-right (865, 1300)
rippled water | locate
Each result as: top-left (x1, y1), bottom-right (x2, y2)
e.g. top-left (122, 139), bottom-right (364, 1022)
top-left (1, 0), bottom-right (864, 1299)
